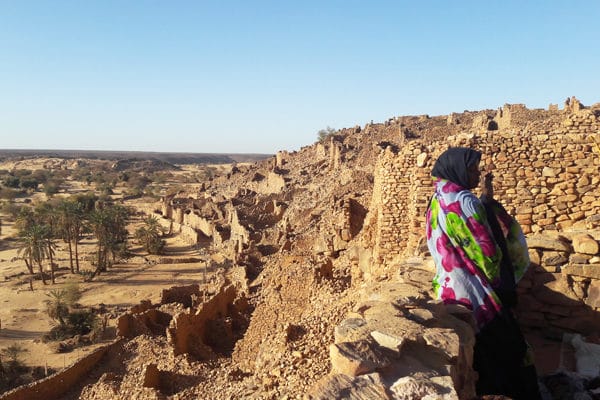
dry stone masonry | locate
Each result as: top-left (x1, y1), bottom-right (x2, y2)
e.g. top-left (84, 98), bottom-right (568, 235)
top-left (365, 101), bottom-right (600, 336)
top-left (5, 98), bottom-right (600, 399)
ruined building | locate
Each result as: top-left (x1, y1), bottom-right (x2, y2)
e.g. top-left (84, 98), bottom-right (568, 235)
top-left (3, 97), bottom-right (600, 399)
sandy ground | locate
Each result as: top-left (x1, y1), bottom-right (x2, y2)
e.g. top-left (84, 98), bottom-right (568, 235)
top-left (0, 164), bottom-right (216, 372)
top-left (0, 214), bottom-right (212, 371)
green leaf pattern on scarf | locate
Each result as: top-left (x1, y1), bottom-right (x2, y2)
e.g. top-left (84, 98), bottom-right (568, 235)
top-left (445, 212), bottom-right (500, 282)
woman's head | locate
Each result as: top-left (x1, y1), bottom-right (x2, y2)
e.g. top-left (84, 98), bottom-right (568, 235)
top-left (431, 147), bottom-right (481, 189)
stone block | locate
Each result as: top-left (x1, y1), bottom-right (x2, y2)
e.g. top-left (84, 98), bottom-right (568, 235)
top-left (564, 264), bottom-right (600, 280)
top-left (533, 275), bottom-right (582, 307)
top-left (539, 304), bottom-right (573, 317)
top-left (541, 251), bottom-right (568, 266)
top-left (390, 376), bottom-right (458, 400)
top-left (572, 233), bottom-right (600, 255)
top-left (519, 310), bottom-right (545, 321)
top-left (370, 330), bottom-right (405, 352)
top-left (422, 328), bottom-right (460, 363)
top-left (585, 280), bottom-right (600, 308)
top-left (416, 152), bottom-right (428, 167)
top-left (334, 318), bottom-right (370, 343)
top-left (569, 253), bottom-right (591, 264)
top-left (526, 234), bottom-right (572, 252)
top-left (550, 315), bottom-right (599, 335)
top-left (329, 340), bottom-right (389, 376)
top-left (516, 293), bottom-right (544, 311)
top-left (307, 373), bottom-right (389, 400)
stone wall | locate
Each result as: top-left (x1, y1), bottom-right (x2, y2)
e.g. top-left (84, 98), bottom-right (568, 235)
top-left (0, 340), bottom-right (121, 400)
top-left (256, 171), bottom-right (286, 194)
top-left (167, 284), bottom-right (238, 358)
top-left (182, 211), bottom-right (215, 238)
top-left (517, 232), bottom-right (600, 335)
top-left (368, 105), bottom-right (600, 333)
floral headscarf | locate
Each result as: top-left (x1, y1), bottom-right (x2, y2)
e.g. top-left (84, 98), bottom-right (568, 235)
top-left (426, 148), bottom-right (508, 330)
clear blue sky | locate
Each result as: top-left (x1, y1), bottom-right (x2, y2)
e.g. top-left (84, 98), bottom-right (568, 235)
top-left (2, 1), bottom-right (599, 154)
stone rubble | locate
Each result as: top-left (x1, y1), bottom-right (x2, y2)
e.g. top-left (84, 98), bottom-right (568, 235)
top-left (3, 98), bottom-right (600, 399)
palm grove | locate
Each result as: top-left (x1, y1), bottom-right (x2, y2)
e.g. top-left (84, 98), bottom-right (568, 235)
top-left (13, 194), bottom-right (165, 284)
top-left (0, 161), bottom-right (173, 392)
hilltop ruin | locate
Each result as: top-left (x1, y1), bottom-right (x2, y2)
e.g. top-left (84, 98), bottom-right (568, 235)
top-left (3, 96), bottom-right (600, 399)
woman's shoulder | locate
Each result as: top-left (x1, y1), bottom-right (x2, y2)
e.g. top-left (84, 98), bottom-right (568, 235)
top-left (455, 190), bottom-right (479, 202)
top-left (456, 190), bottom-right (484, 215)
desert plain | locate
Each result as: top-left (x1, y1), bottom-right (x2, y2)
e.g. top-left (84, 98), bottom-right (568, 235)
top-left (0, 156), bottom-right (230, 376)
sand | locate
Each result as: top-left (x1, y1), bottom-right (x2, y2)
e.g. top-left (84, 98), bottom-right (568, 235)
top-left (0, 160), bottom-right (214, 371)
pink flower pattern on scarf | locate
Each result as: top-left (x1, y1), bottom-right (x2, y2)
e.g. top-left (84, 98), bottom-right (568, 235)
top-left (427, 178), bottom-right (505, 330)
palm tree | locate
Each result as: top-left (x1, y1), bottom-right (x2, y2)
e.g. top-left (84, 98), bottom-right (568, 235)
top-left (56, 200), bottom-right (74, 273)
top-left (45, 233), bottom-right (57, 284)
top-left (45, 289), bottom-right (69, 326)
top-left (134, 215), bottom-right (165, 254)
top-left (56, 199), bottom-right (87, 273)
top-left (14, 207), bottom-right (35, 233)
top-left (87, 203), bottom-right (130, 281)
top-left (17, 223), bottom-right (52, 284)
top-left (71, 193), bottom-right (97, 272)
top-left (34, 202), bottom-right (59, 284)
top-left (88, 209), bottom-right (109, 278)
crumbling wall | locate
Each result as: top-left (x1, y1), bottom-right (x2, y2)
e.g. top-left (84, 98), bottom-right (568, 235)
top-left (0, 340), bottom-right (121, 400)
top-left (370, 144), bottom-right (432, 270)
top-left (228, 207), bottom-right (250, 254)
top-left (160, 284), bottom-right (201, 307)
top-left (182, 212), bottom-right (215, 238)
top-left (369, 105), bottom-right (600, 268)
top-left (256, 171), bottom-right (286, 194)
top-left (368, 104), bottom-right (600, 334)
top-left (517, 232), bottom-right (600, 335)
top-left (167, 284), bottom-right (238, 358)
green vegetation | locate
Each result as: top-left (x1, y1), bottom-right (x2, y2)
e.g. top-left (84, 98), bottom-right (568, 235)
top-left (0, 344), bottom-right (49, 393)
top-left (134, 215), bottom-right (165, 255)
top-left (43, 284), bottom-right (99, 342)
top-left (0, 187), bottom-right (20, 201)
top-left (87, 203), bottom-right (131, 280)
top-left (12, 189), bottom-right (129, 283)
top-left (0, 200), bottom-right (22, 219)
top-left (62, 280), bottom-right (83, 305)
top-left (56, 198), bottom-right (89, 273)
top-left (0, 344), bottom-right (30, 393)
top-left (43, 179), bottom-right (62, 197)
top-left (317, 126), bottom-right (336, 142)
top-left (1, 344), bottom-right (28, 367)
top-left (0, 159), bottom-right (201, 284)
top-left (45, 289), bottom-right (70, 326)
top-left (17, 223), bottom-right (54, 284)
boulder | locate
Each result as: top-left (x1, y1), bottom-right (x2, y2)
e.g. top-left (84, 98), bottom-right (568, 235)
top-left (571, 233), bottom-right (599, 255)
top-left (585, 280), bottom-right (600, 308)
top-left (329, 340), bottom-right (390, 376)
top-left (334, 318), bottom-right (370, 343)
top-left (307, 373), bottom-right (389, 400)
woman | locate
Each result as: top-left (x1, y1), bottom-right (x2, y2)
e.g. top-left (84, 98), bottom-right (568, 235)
top-left (425, 147), bottom-right (541, 399)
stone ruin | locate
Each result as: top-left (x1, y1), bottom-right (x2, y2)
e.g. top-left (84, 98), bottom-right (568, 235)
top-left (362, 101), bottom-right (600, 337)
top-left (3, 97), bottom-right (600, 399)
